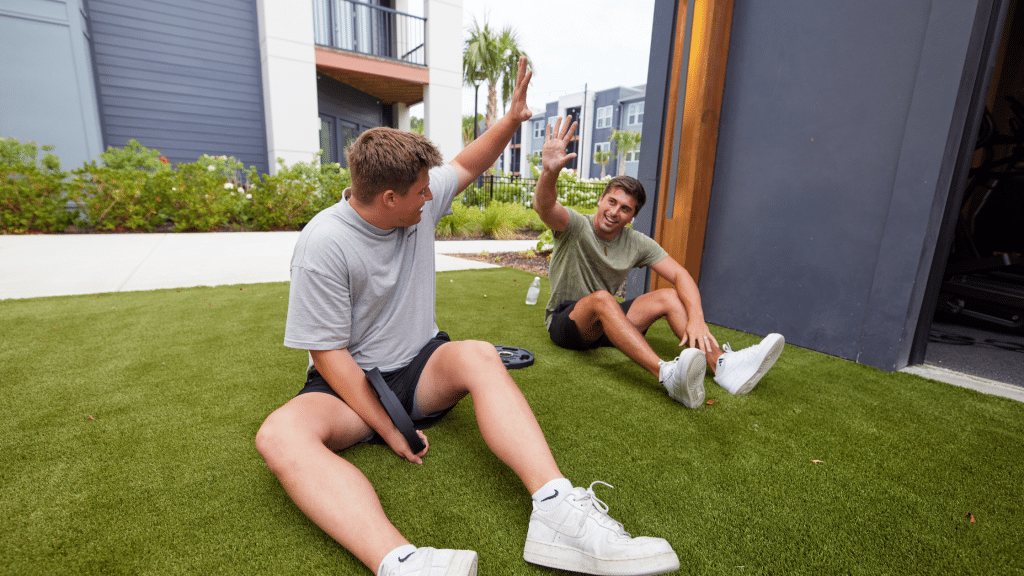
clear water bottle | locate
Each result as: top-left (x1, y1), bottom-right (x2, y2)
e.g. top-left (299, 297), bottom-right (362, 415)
top-left (525, 276), bottom-right (541, 305)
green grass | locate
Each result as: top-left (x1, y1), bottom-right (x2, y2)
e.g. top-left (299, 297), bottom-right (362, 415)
top-left (1, 268), bottom-right (1022, 575)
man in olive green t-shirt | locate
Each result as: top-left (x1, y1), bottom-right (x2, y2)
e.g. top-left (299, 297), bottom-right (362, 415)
top-left (534, 117), bottom-right (785, 409)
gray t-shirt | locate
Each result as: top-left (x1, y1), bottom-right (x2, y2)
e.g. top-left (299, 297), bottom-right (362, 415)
top-left (283, 165), bottom-right (459, 372)
top-left (545, 208), bottom-right (668, 328)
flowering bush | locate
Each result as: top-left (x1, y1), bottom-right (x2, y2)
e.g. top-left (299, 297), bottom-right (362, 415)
top-left (69, 141), bottom-right (173, 231)
top-left (0, 138), bottom-right (75, 233)
top-left (165, 155), bottom-right (254, 231)
top-left (0, 137), bottom-right (543, 238)
top-left (243, 157), bottom-right (350, 230)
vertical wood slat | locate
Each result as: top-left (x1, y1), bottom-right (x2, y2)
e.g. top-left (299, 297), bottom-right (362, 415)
top-left (653, 0), bottom-right (734, 289)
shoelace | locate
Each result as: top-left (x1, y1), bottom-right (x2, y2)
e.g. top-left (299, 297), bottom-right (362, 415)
top-left (575, 481), bottom-right (631, 538)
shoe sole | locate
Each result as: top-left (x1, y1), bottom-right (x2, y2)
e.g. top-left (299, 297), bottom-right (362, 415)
top-left (524, 541), bottom-right (680, 576)
top-left (674, 350), bottom-right (706, 409)
top-left (731, 334), bottom-right (785, 395)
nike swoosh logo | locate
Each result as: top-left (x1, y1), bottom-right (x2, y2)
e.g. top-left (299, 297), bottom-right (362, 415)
top-left (540, 489), bottom-right (559, 502)
top-left (399, 552), bottom-right (414, 563)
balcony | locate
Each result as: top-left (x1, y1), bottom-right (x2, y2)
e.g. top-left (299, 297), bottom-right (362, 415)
top-left (312, 0), bottom-right (429, 105)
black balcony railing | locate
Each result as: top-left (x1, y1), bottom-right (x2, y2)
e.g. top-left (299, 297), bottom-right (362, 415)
top-left (312, 0), bottom-right (426, 66)
top-left (461, 174), bottom-right (608, 208)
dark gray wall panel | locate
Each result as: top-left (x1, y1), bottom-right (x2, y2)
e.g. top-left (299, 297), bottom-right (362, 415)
top-left (316, 74), bottom-right (385, 129)
top-left (87, 0), bottom-right (268, 173)
top-left (697, 0), bottom-right (983, 369)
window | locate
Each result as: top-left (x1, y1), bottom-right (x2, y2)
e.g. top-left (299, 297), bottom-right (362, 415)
top-left (625, 146), bottom-right (641, 163)
top-left (594, 142), bottom-right (610, 154)
top-left (627, 102), bottom-right (645, 125)
top-left (595, 105), bottom-right (613, 129)
top-left (533, 121), bottom-right (544, 139)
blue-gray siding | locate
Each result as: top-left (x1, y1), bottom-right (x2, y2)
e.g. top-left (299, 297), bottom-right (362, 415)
top-left (86, 0), bottom-right (268, 173)
top-left (0, 0), bottom-right (104, 168)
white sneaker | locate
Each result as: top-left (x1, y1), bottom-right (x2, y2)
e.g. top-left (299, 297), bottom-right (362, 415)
top-left (659, 348), bottom-right (706, 408)
top-left (713, 333), bottom-right (785, 395)
top-left (377, 546), bottom-right (478, 576)
top-left (524, 481), bottom-right (680, 576)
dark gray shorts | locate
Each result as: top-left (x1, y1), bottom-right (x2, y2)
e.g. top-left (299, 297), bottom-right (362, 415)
top-left (547, 298), bottom-right (642, 350)
top-left (297, 331), bottom-right (454, 444)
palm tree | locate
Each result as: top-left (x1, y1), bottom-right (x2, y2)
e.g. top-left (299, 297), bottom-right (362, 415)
top-left (593, 148), bottom-right (613, 178)
top-left (463, 17), bottom-right (531, 132)
top-left (610, 129), bottom-right (642, 175)
top-left (462, 18), bottom-right (495, 140)
top-left (462, 114), bottom-right (484, 146)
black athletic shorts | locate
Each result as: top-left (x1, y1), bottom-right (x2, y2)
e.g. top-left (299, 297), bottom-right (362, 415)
top-left (547, 298), bottom-right (642, 350)
top-left (297, 331), bottom-right (454, 444)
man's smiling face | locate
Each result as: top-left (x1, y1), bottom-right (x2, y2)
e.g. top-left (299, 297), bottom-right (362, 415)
top-left (592, 187), bottom-right (637, 240)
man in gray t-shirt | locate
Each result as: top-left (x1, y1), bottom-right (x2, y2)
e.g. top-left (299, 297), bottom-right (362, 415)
top-left (255, 60), bottom-right (680, 576)
top-left (535, 117), bottom-right (785, 411)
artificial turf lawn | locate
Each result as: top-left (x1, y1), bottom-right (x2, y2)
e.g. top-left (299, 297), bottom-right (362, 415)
top-left (1, 267), bottom-right (1022, 575)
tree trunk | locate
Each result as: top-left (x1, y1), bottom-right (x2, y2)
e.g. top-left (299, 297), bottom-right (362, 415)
top-left (486, 81), bottom-right (499, 129)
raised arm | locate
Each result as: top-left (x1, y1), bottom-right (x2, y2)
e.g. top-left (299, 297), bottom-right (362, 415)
top-left (532, 117), bottom-right (576, 232)
top-left (650, 256), bottom-right (720, 355)
top-left (310, 348), bottom-right (429, 464)
top-left (450, 56), bottom-right (534, 191)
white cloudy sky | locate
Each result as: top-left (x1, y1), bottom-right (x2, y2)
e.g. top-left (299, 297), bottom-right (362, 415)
top-left (408, 0), bottom-right (656, 117)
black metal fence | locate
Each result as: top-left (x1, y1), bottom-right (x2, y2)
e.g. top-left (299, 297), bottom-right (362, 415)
top-left (461, 174), bottom-right (607, 208)
top-left (312, 0), bottom-right (426, 66)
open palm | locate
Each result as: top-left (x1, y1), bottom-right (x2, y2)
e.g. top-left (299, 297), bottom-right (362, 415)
top-left (542, 117), bottom-right (578, 173)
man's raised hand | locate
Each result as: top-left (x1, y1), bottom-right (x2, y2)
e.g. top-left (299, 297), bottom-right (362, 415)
top-left (542, 116), bottom-right (578, 174)
top-left (506, 56), bottom-right (534, 124)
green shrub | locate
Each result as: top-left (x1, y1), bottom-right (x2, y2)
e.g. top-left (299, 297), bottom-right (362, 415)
top-left (246, 158), bottom-right (350, 230)
top-left (70, 167), bottom-right (157, 231)
top-left (436, 202), bottom-right (481, 237)
top-left (96, 139), bottom-right (168, 171)
top-left (166, 155), bottom-right (253, 231)
top-left (536, 228), bottom-right (554, 251)
top-left (69, 140), bottom-right (173, 231)
top-left (480, 201), bottom-right (532, 239)
top-left (0, 138), bottom-right (75, 233)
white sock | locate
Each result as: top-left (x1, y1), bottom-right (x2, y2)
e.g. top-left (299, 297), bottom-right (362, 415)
top-left (379, 544), bottom-right (417, 572)
top-left (532, 478), bottom-right (573, 511)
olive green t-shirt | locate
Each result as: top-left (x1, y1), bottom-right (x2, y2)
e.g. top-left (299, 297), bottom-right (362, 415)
top-left (544, 208), bottom-right (668, 328)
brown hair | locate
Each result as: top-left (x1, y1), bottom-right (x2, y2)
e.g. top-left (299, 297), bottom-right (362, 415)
top-left (346, 127), bottom-right (443, 204)
top-left (602, 175), bottom-right (646, 215)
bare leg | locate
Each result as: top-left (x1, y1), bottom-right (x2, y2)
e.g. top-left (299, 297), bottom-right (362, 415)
top-left (255, 393), bottom-right (408, 573)
top-left (569, 290), bottom-right (665, 376)
top-left (415, 340), bottom-right (562, 494)
top-left (624, 289), bottom-right (725, 371)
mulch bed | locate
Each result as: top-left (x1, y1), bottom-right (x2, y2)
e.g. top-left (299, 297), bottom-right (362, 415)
top-left (456, 250), bottom-right (551, 276)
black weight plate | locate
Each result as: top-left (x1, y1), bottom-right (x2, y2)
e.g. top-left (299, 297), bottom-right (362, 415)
top-left (366, 368), bottom-right (426, 454)
top-left (495, 345), bottom-right (535, 369)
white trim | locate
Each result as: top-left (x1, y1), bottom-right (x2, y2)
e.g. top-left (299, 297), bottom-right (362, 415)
top-left (424, 0), bottom-right (463, 162)
top-left (901, 365), bottom-right (1024, 403)
top-left (257, 0), bottom-right (320, 173)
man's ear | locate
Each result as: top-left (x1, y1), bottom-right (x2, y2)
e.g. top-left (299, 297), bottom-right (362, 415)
top-left (382, 190), bottom-right (396, 207)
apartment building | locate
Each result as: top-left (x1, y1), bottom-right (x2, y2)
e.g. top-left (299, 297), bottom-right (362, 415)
top-left (1, 0), bottom-right (462, 173)
top-left (515, 85), bottom-right (645, 179)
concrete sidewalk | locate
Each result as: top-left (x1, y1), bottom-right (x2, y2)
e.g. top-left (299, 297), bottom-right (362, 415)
top-left (0, 232), bottom-right (538, 300)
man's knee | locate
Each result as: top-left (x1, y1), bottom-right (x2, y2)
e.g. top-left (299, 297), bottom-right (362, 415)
top-left (255, 411), bottom-right (291, 470)
top-left (652, 288), bottom-right (685, 313)
top-left (583, 290), bottom-right (621, 317)
top-left (447, 339), bottom-right (503, 368)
